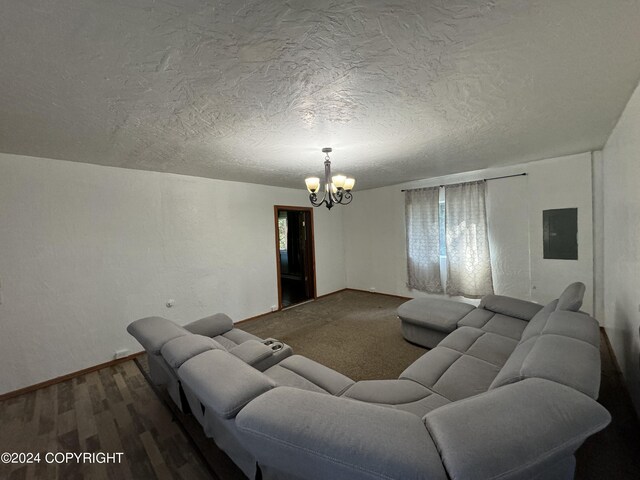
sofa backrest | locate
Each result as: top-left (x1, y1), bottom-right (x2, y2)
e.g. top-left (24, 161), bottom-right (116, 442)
top-left (183, 312), bottom-right (234, 337)
top-left (556, 282), bottom-right (586, 312)
top-left (178, 349), bottom-right (276, 419)
top-left (519, 282), bottom-right (587, 343)
top-left (478, 294), bottom-right (543, 320)
top-left (519, 299), bottom-right (558, 342)
top-left (127, 316), bottom-right (190, 355)
top-left (161, 334), bottom-right (225, 369)
top-left (490, 310), bottom-right (601, 398)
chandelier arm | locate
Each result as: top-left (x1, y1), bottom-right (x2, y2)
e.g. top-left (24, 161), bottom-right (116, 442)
top-left (340, 191), bottom-right (353, 205)
top-left (325, 190), bottom-right (335, 209)
top-left (309, 191), bottom-right (326, 207)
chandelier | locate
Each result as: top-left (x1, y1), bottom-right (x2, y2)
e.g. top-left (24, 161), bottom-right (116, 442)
top-left (304, 148), bottom-right (355, 209)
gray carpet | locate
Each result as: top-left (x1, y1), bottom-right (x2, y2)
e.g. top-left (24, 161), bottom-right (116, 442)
top-left (240, 290), bottom-right (426, 381)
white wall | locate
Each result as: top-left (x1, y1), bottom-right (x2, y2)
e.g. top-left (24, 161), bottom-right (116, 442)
top-left (344, 153), bottom-right (594, 312)
top-left (0, 153), bottom-right (345, 394)
top-left (602, 80), bottom-right (640, 414)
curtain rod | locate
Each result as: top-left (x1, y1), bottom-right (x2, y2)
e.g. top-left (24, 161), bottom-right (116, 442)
top-left (401, 172), bottom-right (527, 192)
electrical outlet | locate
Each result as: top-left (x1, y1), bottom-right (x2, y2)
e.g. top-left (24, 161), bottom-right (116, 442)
top-left (114, 349), bottom-right (130, 359)
top-left (271, 305), bottom-right (278, 312)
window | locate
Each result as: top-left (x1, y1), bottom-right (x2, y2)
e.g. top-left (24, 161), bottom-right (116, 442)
top-left (443, 181), bottom-right (494, 298)
top-left (405, 187), bottom-right (443, 293)
top-left (278, 216), bottom-right (287, 251)
top-left (405, 181), bottom-right (494, 298)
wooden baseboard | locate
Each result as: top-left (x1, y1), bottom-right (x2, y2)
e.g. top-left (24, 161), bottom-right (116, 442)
top-left (235, 288), bottom-right (350, 325)
top-left (2, 288), bottom-right (403, 400)
top-left (0, 351), bottom-right (144, 401)
top-left (316, 288), bottom-right (349, 300)
top-left (234, 310), bottom-right (276, 325)
top-left (236, 287), bottom-right (408, 325)
top-left (344, 287), bottom-right (412, 301)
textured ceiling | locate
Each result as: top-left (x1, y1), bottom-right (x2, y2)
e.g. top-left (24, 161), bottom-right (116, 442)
top-left (1, 0), bottom-right (640, 190)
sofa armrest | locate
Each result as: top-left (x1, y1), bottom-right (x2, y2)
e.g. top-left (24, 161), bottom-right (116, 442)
top-left (424, 378), bottom-right (611, 480)
top-left (229, 340), bottom-right (274, 367)
top-left (183, 313), bottom-right (233, 337)
top-left (479, 294), bottom-right (543, 321)
top-left (236, 387), bottom-right (448, 480)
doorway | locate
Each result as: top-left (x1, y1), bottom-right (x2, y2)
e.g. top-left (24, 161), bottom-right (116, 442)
top-left (274, 206), bottom-right (316, 309)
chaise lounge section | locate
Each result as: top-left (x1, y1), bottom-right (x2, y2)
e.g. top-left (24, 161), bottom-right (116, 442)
top-left (398, 282), bottom-right (586, 348)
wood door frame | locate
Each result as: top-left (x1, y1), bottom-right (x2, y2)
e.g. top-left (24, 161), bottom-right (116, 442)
top-left (274, 205), bottom-right (317, 310)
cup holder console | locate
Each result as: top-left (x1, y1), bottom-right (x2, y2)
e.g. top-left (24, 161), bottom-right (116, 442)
top-left (263, 339), bottom-right (284, 352)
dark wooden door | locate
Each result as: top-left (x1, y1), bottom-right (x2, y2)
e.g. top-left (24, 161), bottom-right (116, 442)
top-left (274, 206), bottom-right (316, 309)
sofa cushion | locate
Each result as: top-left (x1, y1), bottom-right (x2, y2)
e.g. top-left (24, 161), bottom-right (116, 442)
top-left (440, 327), bottom-right (518, 367)
top-left (161, 334), bottom-right (224, 369)
top-left (127, 316), bottom-right (190, 355)
top-left (398, 298), bottom-right (476, 333)
top-left (213, 328), bottom-right (263, 350)
top-left (490, 322), bottom-right (601, 399)
top-left (478, 294), bottom-right (543, 321)
top-left (556, 282), bottom-right (586, 312)
top-left (341, 379), bottom-right (450, 417)
top-left (178, 349), bottom-right (276, 419)
top-left (236, 387), bottom-right (449, 480)
top-left (457, 310), bottom-right (527, 340)
top-left (542, 310), bottom-right (600, 347)
top-left (489, 337), bottom-right (536, 389)
top-left (519, 299), bottom-right (558, 342)
top-left (479, 314), bottom-right (528, 340)
top-left (529, 335), bottom-right (601, 398)
top-left (264, 355), bottom-right (354, 396)
top-left (228, 339), bottom-right (274, 366)
top-left (400, 347), bottom-right (501, 402)
top-left (424, 378), bottom-right (611, 480)
top-left (456, 308), bottom-right (494, 329)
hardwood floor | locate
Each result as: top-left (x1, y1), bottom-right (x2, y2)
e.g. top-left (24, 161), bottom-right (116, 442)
top-left (0, 361), bottom-right (212, 480)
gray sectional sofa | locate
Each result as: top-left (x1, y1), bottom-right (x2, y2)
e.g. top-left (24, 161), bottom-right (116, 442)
top-left (128, 282), bottom-right (610, 480)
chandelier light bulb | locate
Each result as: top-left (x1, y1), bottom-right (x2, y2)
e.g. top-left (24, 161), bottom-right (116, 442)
top-left (332, 175), bottom-right (346, 189)
top-left (305, 177), bottom-right (320, 194)
top-left (344, 178), bottom-right (355, 191)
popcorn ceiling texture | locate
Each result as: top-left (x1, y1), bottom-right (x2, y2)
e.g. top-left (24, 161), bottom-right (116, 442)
top-left (1, 0), bottom-right (640, 189)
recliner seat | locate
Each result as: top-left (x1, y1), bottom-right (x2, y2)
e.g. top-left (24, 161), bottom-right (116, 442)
top-left (127, 313), bottom-right (283, 411)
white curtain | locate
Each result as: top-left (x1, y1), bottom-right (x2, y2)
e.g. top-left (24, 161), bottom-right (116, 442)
top-left (405, 187), bottom-right (443, 293)
top-left (445, 181), bottom-right (494, 298)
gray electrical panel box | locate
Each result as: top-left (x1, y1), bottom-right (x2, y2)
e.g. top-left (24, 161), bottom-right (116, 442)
top-left (543, 208), bottom-right (578, 260)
